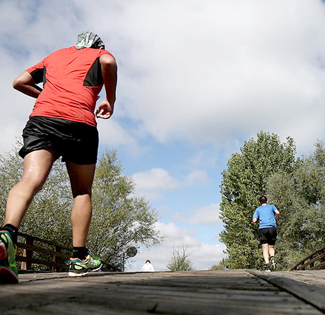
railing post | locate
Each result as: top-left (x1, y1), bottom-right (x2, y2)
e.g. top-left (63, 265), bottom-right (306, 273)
top-left (21, 236), bottom-right (34, 270)
top-left (52, 246), bottom-right (62, 272)
top-left (20, 235), bottom-right (26, 270)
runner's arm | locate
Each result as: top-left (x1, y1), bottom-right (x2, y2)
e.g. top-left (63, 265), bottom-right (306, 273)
top-left (252, 209), bottom-right (258, 223)
top-left (275, 209), bottom-right (280, 225)
top-left (13, 71), bottom-right (42, 98)
top-left (96, 54), bottom-right (117, 119)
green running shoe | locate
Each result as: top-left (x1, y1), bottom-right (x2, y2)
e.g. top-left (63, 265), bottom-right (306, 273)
top-left (270, 256), bottom-right (276, 270)
top-left (0, 230), bottom-right (18, 284)
top-left (68, 254), bottom-right (102, 277)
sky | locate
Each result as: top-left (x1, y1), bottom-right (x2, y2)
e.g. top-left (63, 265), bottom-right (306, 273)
top-left (1, 0), bottom-right (325, 271)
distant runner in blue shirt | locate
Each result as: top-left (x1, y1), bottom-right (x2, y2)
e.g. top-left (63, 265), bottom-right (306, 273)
top-left (253, 195), bottom-right (280, 272)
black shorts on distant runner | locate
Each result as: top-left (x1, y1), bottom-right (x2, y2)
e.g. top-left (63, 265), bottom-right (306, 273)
top-left (19, 116), bottom-right (99, 164)
top-left (258, 226), bottom-right (277, 245)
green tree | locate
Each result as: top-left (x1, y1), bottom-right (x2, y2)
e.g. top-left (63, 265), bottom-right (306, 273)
top-left (0, 142), bottom-right (162, 270)
top-left (166, 246), bottom-right (194, 271)
top-left (267, 141), bottom-right (325, 269)
top-left (219, 131), bottom-right (296, 270)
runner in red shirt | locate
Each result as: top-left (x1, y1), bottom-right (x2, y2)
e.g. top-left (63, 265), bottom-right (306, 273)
top-left (26, 45), bottom-right (114, 127)
top-left (0, 31), bottom-right (117, 283)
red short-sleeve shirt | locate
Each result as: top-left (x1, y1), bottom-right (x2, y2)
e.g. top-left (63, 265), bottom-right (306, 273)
top-left (26, 46), bottom-right (114, 127)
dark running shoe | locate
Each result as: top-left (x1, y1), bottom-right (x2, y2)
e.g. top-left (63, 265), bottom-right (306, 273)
top-left (264, 264), bottom-right (271, 272)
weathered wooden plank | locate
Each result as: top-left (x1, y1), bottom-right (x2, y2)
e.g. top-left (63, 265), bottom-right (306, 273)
top-left (250, 270), bottom-right (325, 313)
top-left (0, 270), bottom-right (323, 315)
top-left (267, 270), bottom-right (325, 288)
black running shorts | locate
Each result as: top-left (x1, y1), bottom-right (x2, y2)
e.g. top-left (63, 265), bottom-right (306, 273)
top-left (19, 116), bottom-right (99, 164)
top-left (258, 227), bottom-right (277, 245)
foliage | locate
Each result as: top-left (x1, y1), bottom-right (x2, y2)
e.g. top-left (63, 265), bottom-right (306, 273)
top-left (0, 142), bottom-right (162, 270)
top-left (220, 132), bottom-right (325, 271)
top-left (219, 131), bottom-right (296, 270)
top-left (209, 258), bottom-right (231, 270)
top-left (166, 246), bottom-right (194, 271)
top-left (267, 141), bottom-right (325, 269)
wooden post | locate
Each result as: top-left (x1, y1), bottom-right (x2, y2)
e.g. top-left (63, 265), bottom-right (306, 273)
top-left (21, 235), bottom-right (33, 270)
top-left (52, 246), bottom-right (62, 272)
top-left (21, 235), bottom-right (27, 270)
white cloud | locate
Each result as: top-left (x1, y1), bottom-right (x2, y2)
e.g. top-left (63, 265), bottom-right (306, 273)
top-left (133, 168), bottom-right (179, 190)
top-left (131, 168), bottom-right (179, 201)
top-left (97, 118), bottom-right (140, 153)
top-left (132, 167), bottom-right (209, 201)
top-left (1, 1), bottom-right (325, 155)
top-left (101, 0), bottom-right (325, 154)
top-left (185, 170), bottom-right (209, 186)
top-left (185, 203), bottom-right (222, 226)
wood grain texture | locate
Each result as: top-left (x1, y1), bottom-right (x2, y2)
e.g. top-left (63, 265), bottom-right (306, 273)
top-left (0, 270), bottom-right (324, 315)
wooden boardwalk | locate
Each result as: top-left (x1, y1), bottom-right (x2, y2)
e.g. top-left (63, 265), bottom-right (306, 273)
top-left (1, 269), bottom-right (325, 314)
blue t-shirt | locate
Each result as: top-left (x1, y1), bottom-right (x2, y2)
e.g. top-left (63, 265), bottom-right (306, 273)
top-left (253, 204), bottom-right (277, 229)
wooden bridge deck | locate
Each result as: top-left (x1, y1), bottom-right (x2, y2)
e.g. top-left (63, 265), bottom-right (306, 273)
top-left (1, 269), bottom-right (325, 315)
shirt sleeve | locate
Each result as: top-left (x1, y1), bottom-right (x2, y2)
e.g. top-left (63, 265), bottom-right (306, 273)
top-left (99, 49), bottom-right (114, 58)
top-left (253, 209), bottom-right (259, 219)
top-left (26, 59), bottom-right (46, 84)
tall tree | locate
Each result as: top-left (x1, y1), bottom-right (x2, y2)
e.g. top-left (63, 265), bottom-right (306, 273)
top-left (267, 141), bottom-right (325, 269)
top-left (219, 131), bottom-right (296, 269)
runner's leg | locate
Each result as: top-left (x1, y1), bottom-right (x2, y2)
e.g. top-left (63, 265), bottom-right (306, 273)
top-left (66, 162), bottom-right (96, 247)
top-left (4, 149), bottom-right (56, 228)
top-left (261, 243), bottom-right (269, 264)
top-left (268, 245), bottom-right (275, 257)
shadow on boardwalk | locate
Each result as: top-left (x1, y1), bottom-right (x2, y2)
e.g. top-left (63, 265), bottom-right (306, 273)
top-left (1, 269), bottom-right (325, 315)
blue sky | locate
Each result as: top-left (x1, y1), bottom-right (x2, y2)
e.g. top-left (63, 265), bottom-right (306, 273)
top-left (1, 0), bottom-right (325, 271)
